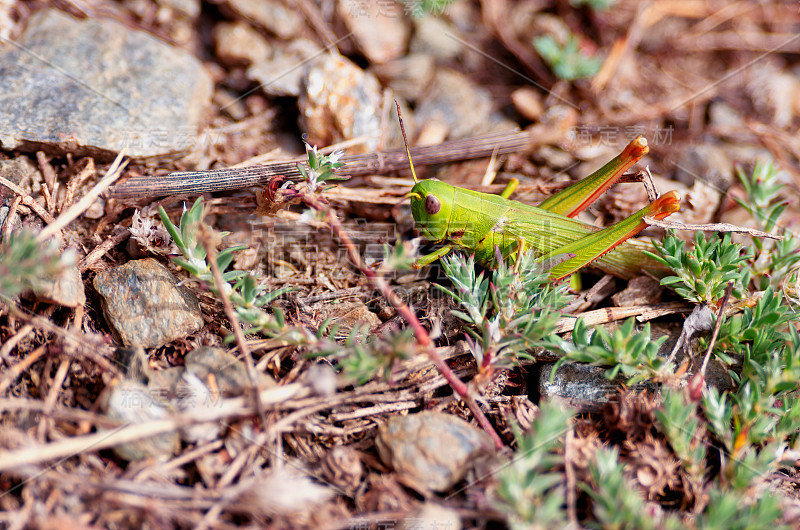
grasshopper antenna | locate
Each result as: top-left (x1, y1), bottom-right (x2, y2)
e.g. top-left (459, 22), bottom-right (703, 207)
top-left (395, 100), bottom-right (418, 184)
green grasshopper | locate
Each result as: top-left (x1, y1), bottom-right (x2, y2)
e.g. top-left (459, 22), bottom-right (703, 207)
top-left (403, 132), bottom-right (681, 281)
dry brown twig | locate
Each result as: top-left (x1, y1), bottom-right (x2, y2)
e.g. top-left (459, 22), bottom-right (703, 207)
top-left (0, 383), bottom-right (308, 473)
top-left (197, 222), bottom-right (268, 429)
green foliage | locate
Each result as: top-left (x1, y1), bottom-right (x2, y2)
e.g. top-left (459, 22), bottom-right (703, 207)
top-left (655, 389), bottom-right (707, 482)
top-left (297, 143), bottom-right (346, 192)
top-left (380, 239), bottom-right (419, 273)
top-left (401, 0), bottom-right (456, 18)
top-left (583, 447), bottom-right (683, 530)
top-left (310, 323), bottom-right (417, 385)
top-left (158, 198), bottom-right (245, 283)
top-left (570, 0), bottom-right (616, 9)
top-left (548, 317), bottom-right (668, 384)
top-left (158, 197), bottom-right (295, 329)
top-left (533, 34), bottom-right (602, 81)
top-left (0, 229), bottom-right (71, 299)
top-left (492, 401), bottom-right (574, 530)
top-left (713, 287), bottom-right (792, 378)
top-left (698, 487), bottom-right (788, 530)
top-left (647, 232), bottom-right (751, 304)
top-left (735, 161), bottom-right (786, 238)
top-left (734, 161), bottom-right (800, 290)
top-left (437, 249), bottom-right (571, 371)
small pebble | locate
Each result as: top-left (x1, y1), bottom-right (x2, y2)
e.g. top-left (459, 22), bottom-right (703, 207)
top-left (214, 21), bottom-right (272, 66)
top-left (371, 53), bottom-right (435, 103)
top-left (511, 87), bottom-right (544, 122)
top-left (415, 69), bottom-right (513, 140)
top-left (224, 0), bottom-right (303, 39)
top-left (248, 39), bottom-right (321, 97)
top-left (375, 411), bottom-right (493, 492)
top-left (400, 503), bottom-right (461, 530)
top-left (299, 54), bottom-right (383, 153)
top-left (611, 276), bottom-right (663, 307)
top-left (338, 0), bottom-right (410, 64)
top-left (93, 258), bottom-right (204, 348)
top-left (101, 380), bottom-right (180, 461)
top-left (31, 256), bottom-right (86, 308)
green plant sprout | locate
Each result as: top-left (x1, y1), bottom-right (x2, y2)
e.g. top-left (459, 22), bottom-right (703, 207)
top-left (534, 33), bottom-right (602, 81)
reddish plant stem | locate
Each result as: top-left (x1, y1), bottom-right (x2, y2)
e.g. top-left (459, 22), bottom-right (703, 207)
top-left (301, 191), bottom-right (504, 449)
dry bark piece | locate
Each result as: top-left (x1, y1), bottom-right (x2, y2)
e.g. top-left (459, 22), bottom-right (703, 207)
top-left (375, 411), bottom-right (493, 492)
top-left (93, 258), bottom-right (204, 348)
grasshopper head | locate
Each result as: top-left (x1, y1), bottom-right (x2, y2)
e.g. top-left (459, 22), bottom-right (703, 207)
top-left (408, 180), bottom-right (454, 242)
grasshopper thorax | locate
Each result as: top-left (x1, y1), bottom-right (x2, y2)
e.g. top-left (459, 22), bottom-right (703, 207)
top-left (408, 179), bottom-right (455, 243)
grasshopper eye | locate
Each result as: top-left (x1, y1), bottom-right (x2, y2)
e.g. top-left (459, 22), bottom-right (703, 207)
top-left (425, 194), bottom-right (441, 215)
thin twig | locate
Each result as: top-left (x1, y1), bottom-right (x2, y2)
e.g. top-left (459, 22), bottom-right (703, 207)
top-left (37, 149), bottom-right (128, 242)
top-left (0, 383), bottom-right (307, 472)
top-left (643, 216), bottom-right (783, 240)
top-left (687, 281), bottom-right (735, 401)
top-left (0, 175), bottom-right (57, 225)
top-left (700, 281), bottom-right (735, 377)
top-left (197, 224), bottom-right (267, 429)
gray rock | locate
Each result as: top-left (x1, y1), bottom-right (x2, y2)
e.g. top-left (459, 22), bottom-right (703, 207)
top-left (375, 411), bottom-right (493, 492)
top-left (184, 346), bottom-right (276, 394)
top-left (371, 53), bottom-right (434, 103)
top-left (539, 361), bottom-right (657, 410)
top-left (93, 258), bottom-right (203, 348)
top-left (299, 54), bottom-right (383, 153)
top-left (400, 503), bottom-right (461, 530)
top-left (415, 69), bottom-right (513, 139)
top-left (611, 276), bottom-right (663, 307)
top-left (32, 259), bottom-right (86, 308)
top-left (410, 16), bottom-right (463, 61)
top-left (304, 298), bottom-right (382, 335)
top-left (101, 380), bottom-right (180, 461)
top-left (338, 0), bottom-right (410, 64)
top-left (708, 100), bottom-right (745, 129)
top-left (0, 157), bottom-right (42, 194)
top-left (224, 0), bottom-right (303, 39)
top-left (0, 9), bottom-right (212, 158)
top-left (214, 21), bottom-right (272, 67)
top-left (248, 39), bottom-right (321, 97)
